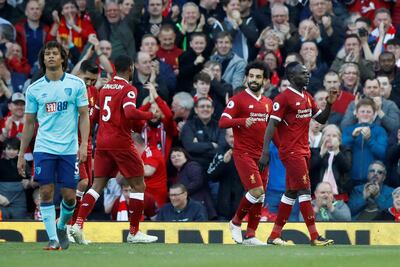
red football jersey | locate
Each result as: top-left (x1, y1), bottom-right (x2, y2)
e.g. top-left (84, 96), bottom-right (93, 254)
top-left (219, 89), bottom-right (273, 158)
top-left (270, 87), bottom-right (320, 159)
top-left (79, 85), bottom-right (97, 153)
top-left (96, 76), bottom-right (140, 150)
top-left (142, 146), bottom-right (167, 189)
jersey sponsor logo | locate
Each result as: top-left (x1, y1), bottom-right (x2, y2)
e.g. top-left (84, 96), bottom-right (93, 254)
top-left (127, 91), bottom-right (136, 99)
top-left (250, 112), bottom-right (267, 122)
top-left (64, 88), bottom-right (72, 96)
top-left (227, 100), bottom-right (234, 109)
top-left (46, 101), bottom-right (68, 113)
top-left (273, 102), bottom-right (280, 111)
top-left (102, 84), bottom-right (124, 90)
top-left (296, 108), bottom-right (312, 119)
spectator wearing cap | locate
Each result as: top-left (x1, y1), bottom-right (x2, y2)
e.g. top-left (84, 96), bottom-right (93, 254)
top-left (156, 183), bottom-right (208, 221)
top-left (0, 93), bottom-right (25, 142)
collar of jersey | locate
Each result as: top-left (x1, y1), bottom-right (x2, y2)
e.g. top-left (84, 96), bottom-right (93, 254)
top-left (245, 88), bottom-right (262, 101)
top-left (287, 86), bottom-right (304, 98)
top-left (44, 72), bottom-right (66, 82)
top-left (114, 76), bottom-right (129, 84)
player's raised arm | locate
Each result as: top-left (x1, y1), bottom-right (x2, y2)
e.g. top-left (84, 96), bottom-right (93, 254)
top-left (314, 89), bottom-right (338, 124)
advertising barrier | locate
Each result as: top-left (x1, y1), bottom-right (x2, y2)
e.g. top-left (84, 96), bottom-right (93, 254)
top-left (0, 222), bottom-right (399, 245)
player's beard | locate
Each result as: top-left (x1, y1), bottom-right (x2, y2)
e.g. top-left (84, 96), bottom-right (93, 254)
top-left (248, 82), bottom-right (262, 93)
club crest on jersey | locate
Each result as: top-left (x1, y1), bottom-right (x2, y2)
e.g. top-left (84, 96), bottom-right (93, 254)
top-left (127, 91), bottom-right (136, 99)
top-left (273, 102), bottom-right (280, 111)
top-left (64, 88), bottom-right (72, 96)
top-left (35, 166), bottom-right (41, 175)
top-left (90, 97), bottom-right (95, 106)
top-left (227, 100), bottom-right (234, 109)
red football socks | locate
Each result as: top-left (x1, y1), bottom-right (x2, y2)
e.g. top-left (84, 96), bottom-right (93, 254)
top-left (299, 196), bottom-right (319, 240)
top-left (269, 195), bottom-right (295, 240)
top-left (129, 193), bottom-right (144, 235)
top-left (75, 189), bottom-right (99, 229)
top-left (245, 202), bottom-right (262, 239)
top-left (232, 193), bottom-right (258, 226)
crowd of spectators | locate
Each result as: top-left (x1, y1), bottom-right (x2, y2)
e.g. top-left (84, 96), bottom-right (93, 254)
top-left (1, 0), bottom-right (400, 222)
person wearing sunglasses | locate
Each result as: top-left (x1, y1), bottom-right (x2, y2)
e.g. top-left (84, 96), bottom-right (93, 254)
top-left (348, 161), bottom-right (395, 220)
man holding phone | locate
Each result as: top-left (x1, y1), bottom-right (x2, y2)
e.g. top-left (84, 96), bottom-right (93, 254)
top-left (323, 71), bottom-right (354, 125)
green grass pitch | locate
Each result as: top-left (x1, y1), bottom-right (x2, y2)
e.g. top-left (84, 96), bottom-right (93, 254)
top-left (0, 243), bottom-right (400, 267)
top-left (1, 243), bottom-right (399, 267)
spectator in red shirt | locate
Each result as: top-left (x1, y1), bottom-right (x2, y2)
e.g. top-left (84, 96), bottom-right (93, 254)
top-left (5, 43), bottom-right (31, 76)
top-left (134, 82), bottom-right (178, 161)
top-left (156, 24), bottom-right (183, 74)
top-left (49, 0), bottom-right (96, 52)
top-left (133, 133), bottom-right (168, 207)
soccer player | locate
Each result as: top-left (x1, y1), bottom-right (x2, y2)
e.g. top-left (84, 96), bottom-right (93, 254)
top-left (70, 55), bottom-right (158, 244)
top-left (219, 60), bottom-right (273, 245)
top-left (67, 60), bottom-right (98, 243)
top-left (17, 41), bottom-right (90, 250)
top-left (258, 62), bottom-right (337, 246)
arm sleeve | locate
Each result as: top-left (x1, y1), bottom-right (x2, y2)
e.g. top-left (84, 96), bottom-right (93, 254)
top-left (219, 98), bottom-right (247, 128)
top-left (25, 87), bottom-right (38, 114)
top-left (122, 88), bottom-right (153, 120)
top-left (269, 93), bottom-right (288, 122)
top-left (76, 81), bottom-right (89, 107)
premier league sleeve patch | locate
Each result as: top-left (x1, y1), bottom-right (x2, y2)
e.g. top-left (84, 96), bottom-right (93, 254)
top-left (273, 102), bottom-right (280, 111)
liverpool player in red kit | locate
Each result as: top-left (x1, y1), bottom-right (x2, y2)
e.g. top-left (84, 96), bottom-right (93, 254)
top-left (259, 62), bottom-right (337, 246)
top-left (70, 55), bottom-right (158, 244)
top-left (67, 60), bottom-right (98, 244)
top-left (219, 61), bottom-right (273, 246)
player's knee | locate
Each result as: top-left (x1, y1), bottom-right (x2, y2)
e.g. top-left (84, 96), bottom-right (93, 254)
top-left (63, 198), bottom-right (76, 206)
top-left (248, 187), bottom-right (264, 199)
top-left (284, 190), bottom-right (297, 199)
top-left (297, 189), bottom-right (311, 197)
top-left (40, 190), bottom-right (53, 203)
top-left (78, 179), bottom-right (89, 191)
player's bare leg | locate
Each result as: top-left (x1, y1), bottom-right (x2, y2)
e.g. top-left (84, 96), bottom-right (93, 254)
top-left (230, 186), bottom-right (266, 245)
top-left (125, 176), bottom-right (158, 243)
top-left (71, 177), bottom-right (108, 244)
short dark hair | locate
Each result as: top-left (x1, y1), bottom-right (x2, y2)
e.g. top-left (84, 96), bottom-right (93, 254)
top-left (193, 72), bottom-right (211, 84)
top-left (61, 0), bottom-right (79, 9)
top-left (215, 31), bottom-right (232, 43)
top-left (245, 60), bottom-right (271, 80)
top-left (345, 34), bottom-right (361, 44)
top-left (80, 60), bottom-right (98, 74)
top-left (39, 41), bottom-right (68, 72)
top-left (141, 34), bottom-right (158, 45)
top-left (4, 137), bottom-right (20, 150)
top-left (195, 97), bottom-right (214, 107)
top-left (190, 32), bottom-right (207, 42)
top-left (374, 7), bottom-right (391, 18)
top-left (355, 17), bottom-right (371, 27)
top-left (285, 61), bottom-right (302, 77)
top-left (356, 97), bottom-right (376, 112)
top-left (114, 55), bottom-right (133, 73)
top-left (169, 183), bottom-right (187, 193)
top-left (379, 51), bottom-right (395, 60)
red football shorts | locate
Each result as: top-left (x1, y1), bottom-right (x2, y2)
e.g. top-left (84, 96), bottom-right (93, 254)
top-left (94, 148), bottom-right (144, 178)
top-left (233, 152), bottom-right (268, 191)
top-left (281, 155), bottom-right (311, 190)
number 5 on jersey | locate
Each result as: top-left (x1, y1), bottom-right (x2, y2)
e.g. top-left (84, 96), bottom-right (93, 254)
top-left (102, 96), bottom-right (112, 122)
